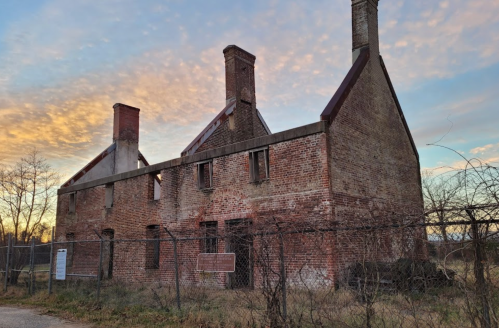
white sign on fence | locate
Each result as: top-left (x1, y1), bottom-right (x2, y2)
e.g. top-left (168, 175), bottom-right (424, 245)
top-left (56, 249), bottom-right (67, 280)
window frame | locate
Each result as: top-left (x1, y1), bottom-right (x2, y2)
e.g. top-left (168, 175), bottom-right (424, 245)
top-left (105, 184), bottom-right (114, 208)
top-left (149, 173), bottom-right (162, 201)
top-left (196, 160), bottom-right (213, 189)
top-left (200, 221), bottom-right (218, 254)
top-left (228, 112), bottom-right (235, 130)
top-left (249, 147), bottom-right (269, 182)
top-left (68, 192), bottom-right (76, 214)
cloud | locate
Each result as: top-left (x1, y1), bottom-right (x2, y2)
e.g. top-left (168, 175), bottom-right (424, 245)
top-left (1, 0), bottom-right (498, 179)
top-left (422, 141), bottom-right (499, 178)
top-left (0, 44), bottom-right (226, 175)
top-left (381, 0), bottom-right (499, 88)
top-left (470, 143), bottom-right (498, 155)
top-left (0, 0), bottom-right (184, 90)
top-left (468, 143), bottom-right (499, 165)
top-left (395, 40), bottom-right (408, 48)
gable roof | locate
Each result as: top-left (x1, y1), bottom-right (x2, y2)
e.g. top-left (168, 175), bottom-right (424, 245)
top-left (320, 48), bottom-right (370, 124)
top-left (379, 55), bottom-right (419, 160)
top-left (320, 47), bottom-right (418, 160)
top-left (181, 101), bottom-right (271, 157)
top-left (61, 145), bottom-right (152, 187)
top-left (181, 100), bottom-right (236, 157)
top-left (62, 143), bottom-right (116, 188)
top-left (257, 109), bottom-right (272, 135)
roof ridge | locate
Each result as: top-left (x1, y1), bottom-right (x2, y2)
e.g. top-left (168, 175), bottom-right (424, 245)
top-left (61, 143), bottom-right (116, 187)
top-left (320, 47), bottom-right (370, 124)
top-left (181, 100), bottom-right (237, 156)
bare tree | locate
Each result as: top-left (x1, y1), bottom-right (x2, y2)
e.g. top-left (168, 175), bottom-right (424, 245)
top-left (422, 170), bottom-right (462, 249)
top-left (0, 149), bottom-right (60, 284)
top-left (453, 160), bottom-right (499, 328)
top-left (425, 146), bottom-right (499, 328)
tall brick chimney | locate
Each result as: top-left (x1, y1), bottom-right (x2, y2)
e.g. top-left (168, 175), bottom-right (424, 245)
top-left (223, 45), bottom-right (256, 105)
top-left (223, 45), bottom-right (260, 140)
top-left (352, 0), bottom-right (379, 63)
top-left (112, 103), bottom-right (140, 174)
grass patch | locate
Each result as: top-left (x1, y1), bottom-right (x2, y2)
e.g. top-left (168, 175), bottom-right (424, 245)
top-left (0, 284), bottom-right (183, 327)
top-left (1, 273), bottom-right (499, 327)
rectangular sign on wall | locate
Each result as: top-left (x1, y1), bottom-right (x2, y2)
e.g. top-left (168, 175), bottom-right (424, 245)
top-left (56, 249), bottom-right (67, 280)
top-left (197, 253), bottom-right (235, 272)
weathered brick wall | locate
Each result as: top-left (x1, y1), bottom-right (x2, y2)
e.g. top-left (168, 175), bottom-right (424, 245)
top-left (56, 132), bottom-right (333, 284)
top-left (168, 133), bottom-right (329, 228)
top-left (328, 54), bottom-right (425, 277)
top-left (195, 118), bottom-right (233, 153)
top-left (56, 186), bottom-right (106, 276)
top-left (56, 174), bottom-right (163, 281)
top-left (161, 132), bottom-right (332, 285)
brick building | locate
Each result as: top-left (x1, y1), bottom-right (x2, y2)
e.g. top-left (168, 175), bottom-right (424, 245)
top-left (56, 0), bottom-right (425, 286)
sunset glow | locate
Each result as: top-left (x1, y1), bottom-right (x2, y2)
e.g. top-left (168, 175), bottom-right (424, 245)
top-left (1, 0), bottom-right (498, 179)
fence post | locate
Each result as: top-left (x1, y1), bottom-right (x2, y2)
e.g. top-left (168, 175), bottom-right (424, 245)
top-left (467, 208), bottom-right (491, 328)
top-left (48, 227), bottom-right (54, 295)
top-left (94, 230), bottom-right (104, 301)
top-left (4, 233), bottom-right (11, 292)
top-left (29, 237), bottom-right (35, 295)
top-left (164, 227), bottom-right (181, 310)
top-left (275, 221), bottom-right (287, 326)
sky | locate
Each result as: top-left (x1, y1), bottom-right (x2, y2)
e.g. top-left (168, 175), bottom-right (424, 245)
top-left (0, 0), bottom-right (498, 182)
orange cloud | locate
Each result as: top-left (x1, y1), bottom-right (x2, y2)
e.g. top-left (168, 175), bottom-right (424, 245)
top-left (0, 45), bottom-right (227, 179)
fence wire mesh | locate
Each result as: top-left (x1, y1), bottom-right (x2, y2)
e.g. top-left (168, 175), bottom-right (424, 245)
top-left (2, 220), bottom-right (499, 327)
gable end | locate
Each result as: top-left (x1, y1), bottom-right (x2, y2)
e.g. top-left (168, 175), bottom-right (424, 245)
top-left (61, 143), bottom-right (116, 187)
top-left (379, 55), bottom-right (419, 161)
top-left (181, 100), bottom-right (237, 157)
top-left (320, 47), bottom-right (370, 124)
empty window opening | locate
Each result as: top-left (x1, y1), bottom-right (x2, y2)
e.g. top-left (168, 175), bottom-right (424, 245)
top-left (105, 184), bottom-right (114, 208)
top-left (228, 113), bottom-right (235, 130)
top-left (249, 148), bottom-right (269, 182)
top-left (66, 233), bottom-right (75, 267)
top-left (149, 173), bottom-right (161, 200)
top-left (68, 192), bottom-right (76, 214)
top-left (154, 174), bottom-right (161, 200)
top-left (200, 221), bottom-right (217, 253)
top-left (146, 225), bottom-right (160, 269)
top-left (197, 160), bottom-right (213, 189)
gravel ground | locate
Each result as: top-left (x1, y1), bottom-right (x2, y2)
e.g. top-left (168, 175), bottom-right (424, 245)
top-left (0, 306), bottom-right (93, 328)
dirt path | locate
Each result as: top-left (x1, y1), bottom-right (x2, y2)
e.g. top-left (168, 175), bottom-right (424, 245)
top-left (0, 306), bottom-right (93, 328)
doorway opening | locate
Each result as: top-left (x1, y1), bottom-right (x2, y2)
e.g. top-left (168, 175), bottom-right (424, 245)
top-left (225, 219), bottom-right (253, 288)
top-left (102, 229), bottom-right (114, 279)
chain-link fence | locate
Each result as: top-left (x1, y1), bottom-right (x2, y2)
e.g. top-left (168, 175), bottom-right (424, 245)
top-left (2, 219), bottom-right (499, 327)
top-left (1, 236), bottom-right (52, 295)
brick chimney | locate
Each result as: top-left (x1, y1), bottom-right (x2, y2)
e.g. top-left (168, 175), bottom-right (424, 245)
top-left (112, 103), bottom-right (140, 174)
top-left (352, 0), bottom-right (379, 63)
top-left (223, 45), bottom-right (264, 141)
top-left (223, 45), bottom-right (256, 104)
